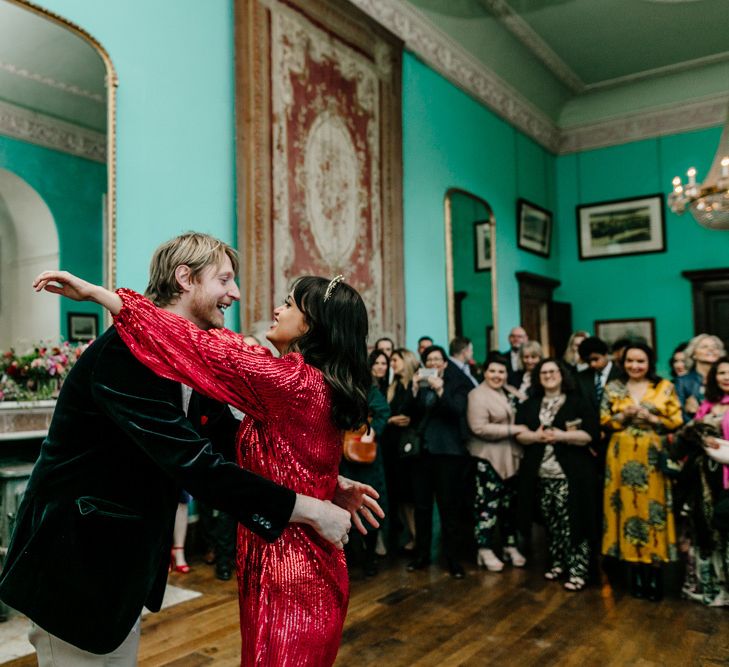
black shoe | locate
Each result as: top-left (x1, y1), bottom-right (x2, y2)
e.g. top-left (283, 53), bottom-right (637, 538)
top-left (645, 566), bottom-right (663, 602)
top-left (447, 560), bottom-right (465, 579)
top-left (364, 560), bottom-right (379, 578)
top-left (629, 565), bottom-right (644, 598)
top-left (216, 563), bottom-right (233, 581)
top-left (406, 557), bottom-right (430, 572)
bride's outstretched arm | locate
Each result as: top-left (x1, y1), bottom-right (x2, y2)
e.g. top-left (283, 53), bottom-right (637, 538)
top-left (35, 271), bottom-right (301, 422)
top-left (34, 270), bottom-right (122, 314)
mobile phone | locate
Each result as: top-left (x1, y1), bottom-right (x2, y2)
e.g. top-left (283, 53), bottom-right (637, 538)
top-left (418, 368), bottom-right (438, 386)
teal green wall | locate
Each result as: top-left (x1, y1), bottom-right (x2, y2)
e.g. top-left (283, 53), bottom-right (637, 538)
top-left (35, 0), bottom-right (240, 328)
top-left (555, 126), bottom-right (727, 372)
top-left (0, 134), bottom-right (105, 337)
top-left (450, 191), bottom-right (493, 361)
top-left (403, 53), bottom-right (558, 353)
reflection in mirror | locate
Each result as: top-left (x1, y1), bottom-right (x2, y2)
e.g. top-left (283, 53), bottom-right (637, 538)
top-left (445, 189), bottom-right (497, 363)
top-left (0, 0), bottom-right (111, 351)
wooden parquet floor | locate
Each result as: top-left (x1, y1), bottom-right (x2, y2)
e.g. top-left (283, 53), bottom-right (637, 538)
top-left (4, 553), bottom-right (729, 666)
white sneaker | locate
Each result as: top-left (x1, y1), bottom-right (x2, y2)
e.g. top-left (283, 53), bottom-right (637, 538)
top-left (503, 546), bottom-right (526, 567)
top-left (477, 548), bottom-right (504, 572)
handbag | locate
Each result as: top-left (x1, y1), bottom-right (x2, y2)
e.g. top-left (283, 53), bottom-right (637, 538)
top-left (342, 423), bottom-right (377, 464)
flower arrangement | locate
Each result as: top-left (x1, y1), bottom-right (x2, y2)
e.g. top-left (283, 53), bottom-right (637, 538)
top-left (0, 341), bottom-right (92, 402)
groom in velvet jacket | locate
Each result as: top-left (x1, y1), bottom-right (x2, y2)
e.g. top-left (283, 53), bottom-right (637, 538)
top-left (0, 233), bottom-right (365, 665)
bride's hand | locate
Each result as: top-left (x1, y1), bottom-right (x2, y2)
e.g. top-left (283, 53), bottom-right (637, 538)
top-left (33, 270), bottom-right (98, 301)
top-left (333, 475), bottom-right (385, 535)
top-left (33, 270), bottom-right (122, 314)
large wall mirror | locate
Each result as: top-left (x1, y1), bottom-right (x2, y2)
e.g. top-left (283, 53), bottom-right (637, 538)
top-left (445, 189), bottom-right (498, 363)
top-left (0, 0), bottom-right (116, 351)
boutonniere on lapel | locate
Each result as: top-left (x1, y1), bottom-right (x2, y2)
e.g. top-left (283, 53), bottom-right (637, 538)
top-left (201, 415), bottom-right (209, 426)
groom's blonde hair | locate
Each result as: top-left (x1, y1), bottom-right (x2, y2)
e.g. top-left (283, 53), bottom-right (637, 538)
top-left (145, 232), bottom-right (239, 307)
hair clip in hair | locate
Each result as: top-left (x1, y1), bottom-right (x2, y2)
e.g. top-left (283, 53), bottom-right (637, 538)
top-left (324, 274), bottom-right (344, 302)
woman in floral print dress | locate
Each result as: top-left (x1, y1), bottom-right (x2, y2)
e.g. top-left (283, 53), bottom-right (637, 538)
top-left (601, 342), bottom-right (683, 600)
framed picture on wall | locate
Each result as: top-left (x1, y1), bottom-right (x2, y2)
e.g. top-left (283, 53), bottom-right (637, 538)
top-left (577, 194), bottom-right (665, 260)
top-left (517, 199), bottom-right (552, 258)
top-left (473, 219), bottom-right (492, 272)
top-left (67, 312), bottom-right (98, 342)
top-left (594, 317), bottom-right (656, 352)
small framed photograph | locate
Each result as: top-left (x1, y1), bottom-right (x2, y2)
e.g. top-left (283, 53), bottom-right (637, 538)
top-left (67, 312), bottom-right (98, 342)
top-left (517, 199), bottom-right (552, 258)
top-left (577, 194), bottom-right (665, 260)
top-left (594, 317), bottom-right (656, 352)
top-left (473, 219), bottom-right (492, 272)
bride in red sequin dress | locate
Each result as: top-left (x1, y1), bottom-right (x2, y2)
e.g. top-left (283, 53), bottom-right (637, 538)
top-left (35, 272), bottom-right (374, 667)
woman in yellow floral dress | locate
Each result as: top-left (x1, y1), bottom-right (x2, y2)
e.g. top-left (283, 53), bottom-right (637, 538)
top-left (601, 342), bottom-right (682, 601)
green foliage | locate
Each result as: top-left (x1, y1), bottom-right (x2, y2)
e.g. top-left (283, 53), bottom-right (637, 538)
top-left (623, 516), bottom-right (649, 547)
top-left (610, 489), bottom-right (623, 514)
top-left (620, 460), bottom-right (649, 492)
top-left (648, 501), bottom-right (666, 530)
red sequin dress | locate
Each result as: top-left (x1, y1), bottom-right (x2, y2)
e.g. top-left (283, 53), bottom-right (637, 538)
top-left (113, 289), bottom-right (348, 666)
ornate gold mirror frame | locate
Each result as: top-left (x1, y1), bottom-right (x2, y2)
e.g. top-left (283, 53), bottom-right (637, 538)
top-left (444, 188), bottom-right (498, 351)
top-left (7, 0), bottom-right (118, 313)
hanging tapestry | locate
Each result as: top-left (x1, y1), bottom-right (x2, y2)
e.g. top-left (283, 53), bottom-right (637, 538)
top-left (235, 0), bottom-right (404, 341)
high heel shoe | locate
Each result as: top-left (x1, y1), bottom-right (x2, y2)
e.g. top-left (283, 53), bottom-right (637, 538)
top-left (477, 548), bottom-right (504, 572)
top-left (503, 546), bottom-right (526, 568)
top-left (170, 546), bottom-right (190, 574)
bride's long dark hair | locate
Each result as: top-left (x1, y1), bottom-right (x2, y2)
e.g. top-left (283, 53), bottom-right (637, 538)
top-left (287, 276), bottom-right (370, 430)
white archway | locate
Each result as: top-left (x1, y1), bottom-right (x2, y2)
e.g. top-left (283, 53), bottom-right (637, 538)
top-left (0, 168), bottom-right (59, 351)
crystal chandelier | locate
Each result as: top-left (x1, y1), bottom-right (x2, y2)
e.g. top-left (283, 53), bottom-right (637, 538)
top-left (668, 110), bottom-right (729, 229)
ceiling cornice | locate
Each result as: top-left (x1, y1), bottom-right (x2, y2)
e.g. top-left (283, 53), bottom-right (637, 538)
top-left (560, 93), bottom-right (729, 154)
top-left (348, 0), bottom-right (727, 155)
top-left (477, 0), bottom-right (584, 93)
top-left (0, 59), bottom-right (104, 103)
top-left (0, 99), bottom-right (105, 162)
top-left (348, 0), bottom-right (562, 152)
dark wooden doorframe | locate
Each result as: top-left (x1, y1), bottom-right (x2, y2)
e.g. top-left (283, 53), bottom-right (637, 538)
top-left (682, 268), bottom-right (729, 344)
top-left (516, 272), bottom-right (566, 356)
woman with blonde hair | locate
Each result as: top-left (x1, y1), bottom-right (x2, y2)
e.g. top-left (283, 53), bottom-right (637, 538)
top-left (382, 348), bottom-right (420, 551)
top-left (514, 340), bottom-right (544, 403)
top-left (676, 334), bottom-right (725, 421)
top-left (563, 330), bottom-right (590, 373)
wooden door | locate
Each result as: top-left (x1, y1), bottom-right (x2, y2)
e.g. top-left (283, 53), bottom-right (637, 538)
top-left (683, 268), bottom-right (729, 346)
top-left (516, 272), bottom-right (561, 355)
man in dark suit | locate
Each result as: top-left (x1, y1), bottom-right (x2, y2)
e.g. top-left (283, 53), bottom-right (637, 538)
top-left (576, 336), bottom-right (620, 580)
top-left (502, 326), bottom-right (528, 387)
top-left (408, 344), bottom-right (473, 579)
top-left (195, 396), bottom-right (242, 581)
top-left (0, 233), bottom-right (375, 666)
top-left (576, 336), bottom-right (620, 436)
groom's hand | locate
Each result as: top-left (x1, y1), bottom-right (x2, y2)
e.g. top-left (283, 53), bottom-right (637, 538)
top-left (290, 494), bottom-right (351, 549)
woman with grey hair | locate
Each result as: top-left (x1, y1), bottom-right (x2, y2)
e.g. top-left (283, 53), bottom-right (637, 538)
top-left (676, 334), bottom-right (725, 421)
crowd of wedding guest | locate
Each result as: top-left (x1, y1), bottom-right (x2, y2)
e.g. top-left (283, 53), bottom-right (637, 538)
top-left (333, 326), bottom-right (729, 607)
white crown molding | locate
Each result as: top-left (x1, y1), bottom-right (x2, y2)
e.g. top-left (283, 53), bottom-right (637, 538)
top-left (0, 100), bottom-right (106, 163)
top-left (559, 94), bottom-right (729, 154)
top-left (0, 59), bottom-right (104, 103)
top-left (477, 0), bottom-right (584, 93)
top-left (348, 0), bottom-right (729, 155)
top-left (348, 0), bottom-right (562, 152)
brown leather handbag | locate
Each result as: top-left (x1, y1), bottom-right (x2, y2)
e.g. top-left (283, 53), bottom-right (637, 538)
top-left (342, 423), bottom-right (376, 464)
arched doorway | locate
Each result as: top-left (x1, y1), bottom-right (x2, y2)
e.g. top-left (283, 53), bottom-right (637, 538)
top-left (0, 168), bottom-right (59, 350)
